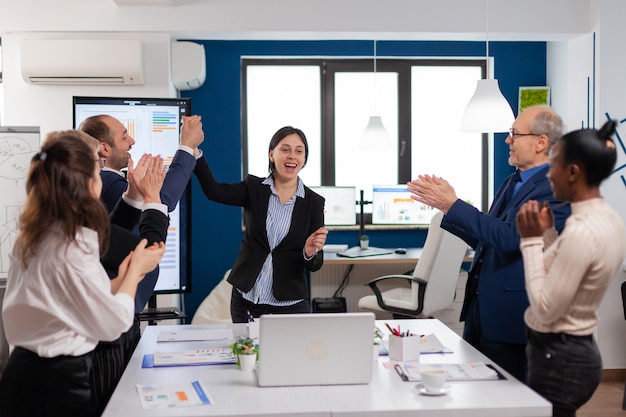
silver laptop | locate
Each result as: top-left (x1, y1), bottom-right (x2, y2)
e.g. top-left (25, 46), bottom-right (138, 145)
top-left (257, 312), bottom-right (375, 387)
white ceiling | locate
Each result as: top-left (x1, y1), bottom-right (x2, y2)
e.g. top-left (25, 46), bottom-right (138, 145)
top-left (0, 0), bottom-right (593, 41)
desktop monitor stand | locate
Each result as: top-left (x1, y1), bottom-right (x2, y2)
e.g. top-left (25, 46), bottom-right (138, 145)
top-left (358, 189), bottom-right (372, 242)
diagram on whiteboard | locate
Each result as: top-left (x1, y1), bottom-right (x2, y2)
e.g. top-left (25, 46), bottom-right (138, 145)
top-left (0, 127), bottom-right (40, 278)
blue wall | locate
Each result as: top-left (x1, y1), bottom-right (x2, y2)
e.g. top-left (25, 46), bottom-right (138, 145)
top-left (183, 40), bottom-right (546, 320)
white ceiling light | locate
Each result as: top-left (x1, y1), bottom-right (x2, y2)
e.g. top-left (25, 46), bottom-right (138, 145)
top-left (461, 0), bottom-right (514, 133)
top-left (361, 40), bottom-right (391, 148)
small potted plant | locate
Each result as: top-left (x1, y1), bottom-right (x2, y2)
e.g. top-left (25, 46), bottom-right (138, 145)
top-left (373, 326), bottom-right (384, 361)
top-left (360, 234), bottom-right (369, 249)
top-left (230, 337), bottom-right (258, 371)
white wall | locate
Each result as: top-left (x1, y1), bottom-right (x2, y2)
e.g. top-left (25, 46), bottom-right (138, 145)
top-left (2, 31), bottom-right (181, 311)
top-left (591, 0), bottom-right (626, 369)
top-left (547, 0), bottom-right (626, 369)
top-left (2, 32), bottom-right (175, 134)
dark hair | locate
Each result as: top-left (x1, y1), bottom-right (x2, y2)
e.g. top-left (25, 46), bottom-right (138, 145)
top-left (558, 119), bottom-right (618, 186)
top-left (78, 115), bottom-right (114, 148)
top-left (267, 126), bottom-right (309, 174)
top-left (15, 130), bottom-right (110, 268)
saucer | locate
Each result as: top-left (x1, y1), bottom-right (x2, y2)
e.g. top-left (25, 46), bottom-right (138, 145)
top-left (418, 383), bottom-right (452, 396)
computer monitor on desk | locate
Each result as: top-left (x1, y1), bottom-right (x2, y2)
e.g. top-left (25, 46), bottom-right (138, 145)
top-left (372, 184), bottom-right (436, 225)
top-left (309, 186), bottom-right (356, 226)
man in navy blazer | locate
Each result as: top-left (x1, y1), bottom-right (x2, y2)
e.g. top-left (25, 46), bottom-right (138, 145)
top-left (79, 114), bottom-right (204, 310)
top-left (407, 106), bottom-right (571, 382)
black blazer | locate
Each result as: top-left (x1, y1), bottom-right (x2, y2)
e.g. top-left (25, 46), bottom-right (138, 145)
top-left (194, 156), bottom-right (325, 301)
top-left (102, 199), bottom-right (169, 312)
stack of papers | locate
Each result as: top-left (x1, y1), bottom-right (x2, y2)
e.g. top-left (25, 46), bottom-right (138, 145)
top-left (151, 349), bottom-right (237, 367)
top-left (399, 361), bottom-right (501, 381)
top-left (157, 329), bottom-right (233, 342)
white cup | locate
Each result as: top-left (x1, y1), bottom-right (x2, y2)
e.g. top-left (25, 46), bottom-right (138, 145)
top-left (421, 369), bottom-right (447, 392)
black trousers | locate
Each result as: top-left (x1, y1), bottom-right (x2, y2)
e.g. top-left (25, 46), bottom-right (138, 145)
top-left (527, 328), bottom-right (601, 417)
top-left (230, 287), bottom-right (310, 323)
top-left (0, 346), bottom-right (93, 417)
top-left (90, 317), bottom-right (141, 416)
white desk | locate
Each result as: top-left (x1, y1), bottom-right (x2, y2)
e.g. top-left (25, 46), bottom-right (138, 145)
top-left (323, 247), bottom-right (423, 265)
top-left (103, 319), bottom-right (551, 417)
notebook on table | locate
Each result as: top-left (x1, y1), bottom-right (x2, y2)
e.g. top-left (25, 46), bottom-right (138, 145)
top-left (256, 312), bottom-right (375, 387)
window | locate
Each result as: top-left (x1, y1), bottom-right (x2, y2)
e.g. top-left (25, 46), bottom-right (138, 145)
top-left (243, 58), bottom-right (488, 220)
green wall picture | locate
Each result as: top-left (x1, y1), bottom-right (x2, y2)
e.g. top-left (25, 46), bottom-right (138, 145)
top-left (519, 87), bottom-right (550, 113)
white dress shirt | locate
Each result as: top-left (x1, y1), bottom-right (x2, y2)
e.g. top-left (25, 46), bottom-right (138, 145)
top-left (3, 225), bottom-right (136, 357)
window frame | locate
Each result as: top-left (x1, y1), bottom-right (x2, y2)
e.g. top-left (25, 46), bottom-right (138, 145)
top-left (242, 57), bottom-right (490, 212)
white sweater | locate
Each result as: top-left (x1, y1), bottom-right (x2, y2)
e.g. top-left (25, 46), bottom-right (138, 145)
top-left (521, 198), bottom-right (626, 335)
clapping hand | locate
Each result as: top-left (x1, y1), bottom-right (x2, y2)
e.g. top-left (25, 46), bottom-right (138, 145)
top-left (126, 154), bottom-right (166, 204)
top-left (407, 175), bottom-right (458, 214)
top-left (180, 115), bottom-right (204, 151)
top-left (516, 200), bottom-right (553, 238)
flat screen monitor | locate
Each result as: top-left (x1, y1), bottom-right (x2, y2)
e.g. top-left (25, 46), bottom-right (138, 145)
top-left (309, 186), bottom-right (357, 226)
top-left (72, 96), bottom-right (191, 294)
top-left (371, 184), bottom-right (437, 225)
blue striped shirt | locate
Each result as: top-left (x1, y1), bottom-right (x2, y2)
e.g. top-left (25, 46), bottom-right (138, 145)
top-left (240, 176), bottom-right (306, 306)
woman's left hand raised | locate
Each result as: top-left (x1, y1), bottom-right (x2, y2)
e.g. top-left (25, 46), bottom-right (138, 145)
top-left (305, 227), bottom-right (328, 258)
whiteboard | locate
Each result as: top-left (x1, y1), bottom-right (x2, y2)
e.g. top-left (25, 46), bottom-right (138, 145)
top-left (0, 127), bottom-right (40, 279)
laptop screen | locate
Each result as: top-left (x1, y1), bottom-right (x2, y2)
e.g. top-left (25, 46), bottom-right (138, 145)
top-left (257, 313), bottom-right (375, 387)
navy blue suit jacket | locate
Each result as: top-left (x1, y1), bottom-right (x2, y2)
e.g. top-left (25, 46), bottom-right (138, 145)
top-left (100, 149), bottom-right (197, 213)
top-left (106, 203), bottom-right (169, 312)
top-left (194, 156), bottom-right (325, 301)
top-left (441, 166), bottom-right (571, 344)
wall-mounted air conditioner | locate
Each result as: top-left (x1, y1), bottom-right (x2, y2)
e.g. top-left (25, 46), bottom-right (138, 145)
top-left (20, 39), bottom-right (144, 85)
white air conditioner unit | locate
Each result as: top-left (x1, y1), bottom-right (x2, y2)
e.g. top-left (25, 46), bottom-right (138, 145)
top-left (20, 39), bottom-right (144, 85)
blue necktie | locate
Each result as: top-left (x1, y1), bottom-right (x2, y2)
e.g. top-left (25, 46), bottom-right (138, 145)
top-left (498, 171), bottom-right (521, 215)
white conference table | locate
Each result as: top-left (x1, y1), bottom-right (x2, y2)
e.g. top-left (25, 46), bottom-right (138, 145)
top-left (102, 319), bottom-right (551, 417)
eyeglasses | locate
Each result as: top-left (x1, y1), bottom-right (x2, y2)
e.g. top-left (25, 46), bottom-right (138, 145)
top-left (508, 129), bottom-right (537, 139)
top-left (97, 157), bottom-right (106, 168)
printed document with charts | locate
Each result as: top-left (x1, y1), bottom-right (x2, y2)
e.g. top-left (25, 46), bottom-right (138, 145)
top-left (401, 362), bottom-right (501, 381)
top-left (137, 380), bottom-right (212, 409)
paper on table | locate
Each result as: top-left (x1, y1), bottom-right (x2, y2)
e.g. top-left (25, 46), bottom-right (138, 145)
top-left (137, 380), bottom-right (212, 409)
top-left (401, 362), bottom-right (500, 381)
top-left (157, 328), bottom-right (233, 342)
top-left (152, 349), bottom-right (237, 367)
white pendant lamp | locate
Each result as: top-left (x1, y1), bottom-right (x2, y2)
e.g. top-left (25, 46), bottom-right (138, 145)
top-left (361, 40), bottom-right (391, 148)
top-left (461, 0), bottom-right (514, 133)
top-left (461, 79), bottom-right (514, 132)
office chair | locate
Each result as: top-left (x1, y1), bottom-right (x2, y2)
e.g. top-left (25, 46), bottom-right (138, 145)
top-left (358, 211), bottom-right (468, 318)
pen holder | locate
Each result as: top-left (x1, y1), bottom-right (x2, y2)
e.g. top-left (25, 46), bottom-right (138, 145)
top-left (247, 321), bottom-right (259, 340)
top-left (388, 335), bottom-right (420, 362)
